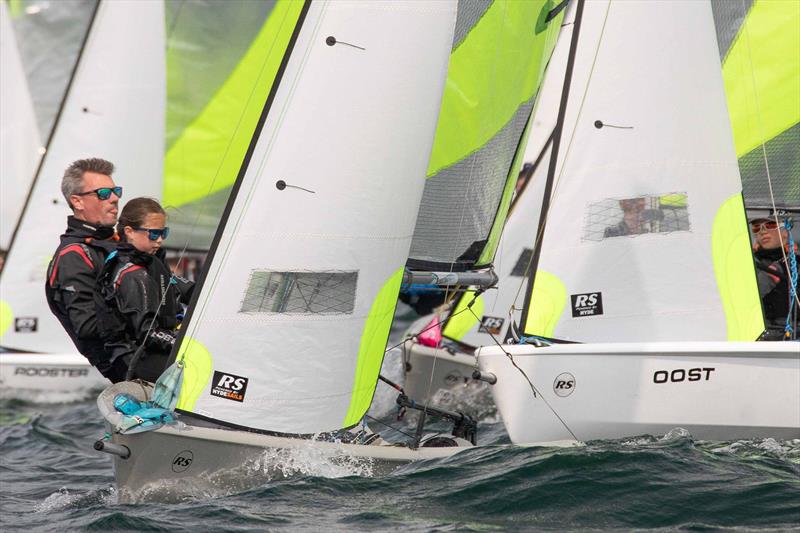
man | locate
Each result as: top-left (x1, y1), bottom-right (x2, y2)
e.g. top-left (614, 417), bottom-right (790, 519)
top-left (45, 158), bottom-right (126, 381)
top-left (604, 197), bottom-right (649, 238)
top-left (750, 210), bottom-right (799, 338)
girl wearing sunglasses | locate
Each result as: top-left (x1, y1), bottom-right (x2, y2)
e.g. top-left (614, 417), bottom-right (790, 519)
top-left (750, 214), bottom-right (799, 337)
top-left (97, 197), bottom-right (193, 382)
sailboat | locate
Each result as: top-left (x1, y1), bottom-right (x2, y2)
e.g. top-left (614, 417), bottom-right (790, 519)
top-left (0, 0), bottom-right (42, 253)
top-left (402, 0), bottom-right (800, 414)
top-left (94, 0), bottom-right (569, 501)
top-left (0, 0), bottom-right (166, 395)
top-left (475, 0), bottom-right (799, 443)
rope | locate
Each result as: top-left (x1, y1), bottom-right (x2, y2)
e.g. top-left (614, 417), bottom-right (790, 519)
top-left (785, 219), bottom-right (798, 339)
top-left (467, 307), bottom-right (579, 441)
top-left (363, 414), bottom-right (417, 441)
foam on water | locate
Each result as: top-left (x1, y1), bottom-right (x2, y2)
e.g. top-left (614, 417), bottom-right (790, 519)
top-left (252, 442), bottom-right (376, 479)
top-left (35, 486), bottom-right (116, 513)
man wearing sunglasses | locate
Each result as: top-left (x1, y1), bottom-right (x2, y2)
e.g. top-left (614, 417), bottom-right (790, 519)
top-left (45, 157), bottom-right (128, 381)
top-left (750, 210), bottom-right (799, 338)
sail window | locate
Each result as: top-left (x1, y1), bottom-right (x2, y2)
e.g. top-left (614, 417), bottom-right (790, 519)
top-left (582, 193), bottom-right (691, 242)
top-left (240, 271), bottom-right (358, 314)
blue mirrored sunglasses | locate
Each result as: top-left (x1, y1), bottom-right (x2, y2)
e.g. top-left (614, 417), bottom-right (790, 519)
top-left (75, 186), bottom-right (123, 200)
top-left (132, 226), bottom-right (170, 241)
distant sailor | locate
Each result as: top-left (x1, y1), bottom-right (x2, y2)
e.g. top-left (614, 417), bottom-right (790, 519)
top-left (750, 210), bottom-right (799, 338)
top-left (97, 198), bottom-right (193, 382)
top-left (45, 158), bottom-right (125, 381)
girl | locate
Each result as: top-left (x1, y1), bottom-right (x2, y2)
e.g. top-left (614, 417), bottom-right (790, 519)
top-left (98, 197), bottom-right (193, 382)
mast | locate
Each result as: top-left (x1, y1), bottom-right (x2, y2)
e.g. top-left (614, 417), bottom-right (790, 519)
top-left (519, 0), bottom-right (586, 336)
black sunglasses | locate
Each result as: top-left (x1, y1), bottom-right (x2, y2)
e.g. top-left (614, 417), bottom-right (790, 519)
top-left (132, 226), bottom-right (170, 241)
top-left (74, 186), bottom-right (123, 201)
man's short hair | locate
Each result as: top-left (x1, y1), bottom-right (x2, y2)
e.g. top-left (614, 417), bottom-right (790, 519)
top-left (61, 158), bottom-right (115, 209)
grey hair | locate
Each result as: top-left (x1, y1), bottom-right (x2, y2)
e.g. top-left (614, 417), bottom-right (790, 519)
top-left (61, 158), bottom-right (115, 209)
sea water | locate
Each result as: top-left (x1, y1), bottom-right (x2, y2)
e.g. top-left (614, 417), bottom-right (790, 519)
top-left (1, 307), bottom-right (798, 531)
top-left (2, 382), bottom-right (799, 531)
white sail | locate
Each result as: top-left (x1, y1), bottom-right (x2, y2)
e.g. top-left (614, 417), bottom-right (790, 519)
top-left (0, 1), bottom-right (42, 250)
top-left (0, 0), bottom-right (166, 352)
top-left (174, 0), bottom-right (457, 435)
top-left (519, 0), bottom-right (763, 343)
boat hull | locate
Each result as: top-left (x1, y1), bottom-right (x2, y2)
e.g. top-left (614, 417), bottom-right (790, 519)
top-left (477, 341), bottom-right (800, 443)
top-left (98, 383), bottom-right (471, 502)
top-left (0, 352), bottom-right (106, 397)
top-left (403, 341), bottom-right (493, 416)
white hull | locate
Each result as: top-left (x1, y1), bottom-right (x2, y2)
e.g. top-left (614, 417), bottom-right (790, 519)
top-left (403, 340), bottom-right (494, 418)
top-left (97, 382), bottom-right (473, 502)
top-left (0, 352), bottom-right (106, 397)
top-left (478, 342), bottom-right (800, 444)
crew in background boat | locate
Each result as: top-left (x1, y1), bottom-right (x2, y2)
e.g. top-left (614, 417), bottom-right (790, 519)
top-left (45, 158), bottom-right (125, 381)
top-left (97, 197), bottom-right (193, 382)
top-left (750, 210), bottom-right (799, 339)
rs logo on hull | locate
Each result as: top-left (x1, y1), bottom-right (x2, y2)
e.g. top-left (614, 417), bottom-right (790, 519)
top-left (553, 372), bottom-right (576, 397)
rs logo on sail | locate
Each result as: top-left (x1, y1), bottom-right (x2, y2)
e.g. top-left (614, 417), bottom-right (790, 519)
top-left (210, 370), bottom-right (249, 402)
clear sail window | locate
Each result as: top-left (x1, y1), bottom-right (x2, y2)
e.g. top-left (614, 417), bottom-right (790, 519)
top-left (582, 193), bottom-right (691, 242)
top-left (240, 271), bottom-right (358, 314)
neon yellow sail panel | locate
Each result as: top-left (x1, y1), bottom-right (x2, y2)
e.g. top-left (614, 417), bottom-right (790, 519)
top-left (711, 195), bottom-right (765, 341)
top-left (427, 1), bottom-right (562, 176)
top-left (163, 2), bottom-right (304, 209)
top-left (343, 268), bottom-right (404, 427)
top-left (442, 290), bottom-right (485, 341)
top-left (523, 271), bottom-right (566, 338)
top-left (409, 1), bottom-right (563, 269)
top-left (175, 337), bottom-right (214, 411)
top-left (722, 0), bottom-right (800, 157)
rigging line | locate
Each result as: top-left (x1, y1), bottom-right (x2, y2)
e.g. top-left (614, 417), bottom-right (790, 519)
top-left (739, 0), bottom-right (800, 310)
top-left (363, 414), bottom-right (417, 441)
top-left (467, 306), bottom-right (579, 441)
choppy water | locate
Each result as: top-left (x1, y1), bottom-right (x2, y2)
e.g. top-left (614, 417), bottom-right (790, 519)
top-left (1, 386), bottom-right (799, 531)
top-left (2, 308), bottom-right (799, 531)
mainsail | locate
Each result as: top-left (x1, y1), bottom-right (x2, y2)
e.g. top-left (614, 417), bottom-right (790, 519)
top-left (0, 1), bottom-right (41, 250)
top-left (172, 1), bottom-right (457, 435)
top-left (515, 0), bottom-right (764, 343)
top-left (406, 0), bottom-right (564, 271)
top-left (711, 0), bottom-right (799, 210)
top-left (0, 0), bottom-right (166, 352)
